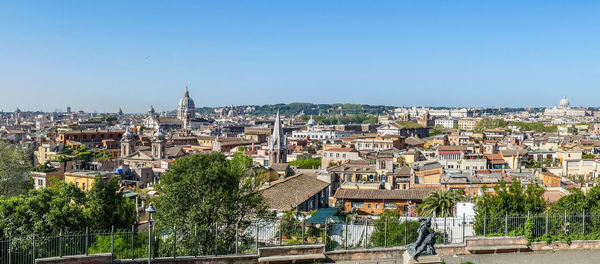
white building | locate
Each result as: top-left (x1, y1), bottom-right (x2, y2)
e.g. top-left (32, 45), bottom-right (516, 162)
top-left (434, 119), bottom-right (458, 129)
top-left (544, 96), bottom-right (586, 117)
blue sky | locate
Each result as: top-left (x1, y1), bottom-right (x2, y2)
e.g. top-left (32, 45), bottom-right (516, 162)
top-left (1, 1), bottom-right (599, 113)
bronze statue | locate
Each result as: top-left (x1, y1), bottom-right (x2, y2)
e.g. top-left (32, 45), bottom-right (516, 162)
top-left (405, 217), bottom-right (437, 260)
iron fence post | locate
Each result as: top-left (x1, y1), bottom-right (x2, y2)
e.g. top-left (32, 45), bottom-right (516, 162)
top-left (564, 210), bottom-right (567, 235)
top-left (384, 216), bottom-right (388, 248)
top-left (8, 233), bottom-right (11, 264)
top-left (363, 218), bottom-right (367, 248)
top-left (59, 229), bottom-right (63, 258)
top-left (85, 227), bottom-right (89, 256)
top-left (545, 212), bottom-right (549, 235)
top-left (504, 213), bottom-right (508, 236)
top-left (279, 217), bottom-right (283, 246)
top-left (255, 222), bottom-right (259, 254)
top-left (33, 233), bottom-right (36, 264)
top-left (131, 225), bottom-right (134, 260)
top-left (235, 223), bottom-right (239, 255)
top-left (110, 226), bottom-right (114, 256)
top-left (301, 223), bottom-right (304, 245)
top-left (344, 218), bottom-right (348, 249)
top-left (583, 210), bottom-right (586, 235)
top-left (404, 215), bottom-right (408, 245)
top-left (444, 217), bottom-right (447, 244)
top-left (173, 224), bottom-right (177, 259)
top-left (483, 212), bottom-right (487, 236)
top-left (194, 224), bottom-right (198, 257)
top-left (214, 223), bottom-right (218, 256)
top-left (324, 222), bottom-right (328, 251)
top-left (462, 213), bottom-right (466, 244)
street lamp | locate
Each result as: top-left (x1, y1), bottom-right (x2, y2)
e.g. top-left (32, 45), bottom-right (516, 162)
top-left (145, 203), bottom-right (157, 264)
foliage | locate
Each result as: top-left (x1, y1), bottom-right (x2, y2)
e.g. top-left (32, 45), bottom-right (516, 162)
top-left (0, 141), bottom-right (33, 197)
top-left (248, 103), bottom-right (394, 116)
top-left (288, 158), bottom-right (321, 169)
top-left (474, 180), bottom-right (546, 235)
top-left (86, 174), bottom-right (136, 229)
top-left (0, 175), bottom-right (135, 239)
top-left (155, 152), bottom-right (270, 255)
top-left (33, 162), bottom-right (58, 172)
top-left (429, 125), bottom-right (444, 136)
top-left (0, 181), bottom-right (87, 238)
top-left (473, 118), bottom-right (507, 133)
top-left (549, 186), bottom-right (600, 214)
top-left (370, 211), bottom-right (421, 247)
top-left (582, 153), bottom-right (596, 159)
top-left (511, 121), bottom-right (557, 133)
top-left (89, 231), bottom-right (149, 259)
top-left (420, 190), bottom-right (463, 217)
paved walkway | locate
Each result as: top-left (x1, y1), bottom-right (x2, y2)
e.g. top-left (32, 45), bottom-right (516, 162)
top-left (441, 250), bottom-right (600, 264)
top-left (335, 250), bottom-right (600, 264)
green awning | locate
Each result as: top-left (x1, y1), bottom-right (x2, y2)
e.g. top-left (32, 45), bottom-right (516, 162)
top-left (305, 208), bottom-right (338, 224)
top-left (122, 192), bottom-right (138, 198)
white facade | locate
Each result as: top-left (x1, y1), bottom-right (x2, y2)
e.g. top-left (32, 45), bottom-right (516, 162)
top-left (434, 119), bottom-right (458, 129)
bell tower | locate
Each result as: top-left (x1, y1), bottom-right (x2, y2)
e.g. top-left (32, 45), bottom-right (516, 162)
top-left (120, 127), bottom-right (135, 158)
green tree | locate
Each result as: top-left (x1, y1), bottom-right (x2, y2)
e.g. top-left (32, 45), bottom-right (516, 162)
top-left (0, 141), bottom-right (33, 197)
top-left (288, 158), bottom-right (321, 169)
top-left (86, 174), bottom-right (136, 229)
top-left (429, 125), bottom-right (444, 137)
top-left (0, 181), bottom-right (87, 238)
top-left (370, 211), bottom-right (421, 247)
top-left (473, 118), bottom-right (507, 133)
top-left (155, 152), bottom-right (269, 255)
top-left (420, 190), bottom-right (462, 217)
top-left (473, 180), bottom-right (546, 236)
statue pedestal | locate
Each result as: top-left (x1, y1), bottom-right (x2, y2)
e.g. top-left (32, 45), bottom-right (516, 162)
top-left (402, 251), bottom-right (442, 264)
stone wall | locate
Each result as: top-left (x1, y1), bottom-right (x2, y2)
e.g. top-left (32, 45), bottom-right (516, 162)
top-left (36, 254), bottom-right (112, 264)
top-left (530, 240), bottom-right (600, 251)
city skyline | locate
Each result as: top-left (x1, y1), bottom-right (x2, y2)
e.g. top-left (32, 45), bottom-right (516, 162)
top-left (1, 1), bottom-right (599, 112)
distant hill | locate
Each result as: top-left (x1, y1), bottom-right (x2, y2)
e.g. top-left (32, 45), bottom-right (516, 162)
top-left (196, 103), bottom-right (396, 116)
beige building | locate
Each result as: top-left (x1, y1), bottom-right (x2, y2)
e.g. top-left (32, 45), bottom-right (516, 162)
top-left (321, 148), bottom-right (361, 168)
top-left (458, 119), bottom-right (478, 131)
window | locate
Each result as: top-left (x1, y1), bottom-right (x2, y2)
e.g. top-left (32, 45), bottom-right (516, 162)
top-left (351, 200), bottom-right (364, 209)
top-left (343, 154), bottom-right (346, 158)
top-left (336, 153), bottom-right (340, 158)
top-left (76, 182), bottom-right (79, 188)
top-left (376, 204), bottom-right (380, 209)
top-left (37, 179), bottom-right (43, 187)
top-left (380, 175), bottom-right (388, 182)
top-left (367, 204), bottom-right (371, 209)
top-left (82, 183), bottom-right (86, 191)
top-left (384, 201), bottom-right (397, 209)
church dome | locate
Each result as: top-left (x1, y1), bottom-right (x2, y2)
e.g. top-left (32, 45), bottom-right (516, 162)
top-left (123, 127), bottom-right (133, 138)
top-left (559, 96), bottom-right (570, 109)
top-left (152, 129), bottom-right (165, 139)
top-left (178, 88), bottom-right (195, 110)
top-left (307, 115), bottom-right (316, 126)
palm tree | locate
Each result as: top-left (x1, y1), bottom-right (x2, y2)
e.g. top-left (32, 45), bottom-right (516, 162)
top-left (420, 190), bottom-right (462, 217)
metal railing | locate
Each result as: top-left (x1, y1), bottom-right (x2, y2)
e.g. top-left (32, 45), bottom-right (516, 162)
top-left (4, 212), bottom-right (600, 264)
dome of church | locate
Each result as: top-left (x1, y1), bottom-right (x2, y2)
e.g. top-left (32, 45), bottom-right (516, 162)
top-left (178, 88), bottom-right (195, 110)
top-left (307, 115), bottom-right (316, 126)
top-left (123, 127), bottom-right (133, 138)
top-left (559, 96), bottom-right (570, 109)
top-left (153, 129), bottom-right (165, 139)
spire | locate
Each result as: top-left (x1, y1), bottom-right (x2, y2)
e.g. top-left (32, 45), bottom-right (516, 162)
top-left (184, 86), bottom-right (189, 97)
top-left (269, 109), bottom-right (286, 150)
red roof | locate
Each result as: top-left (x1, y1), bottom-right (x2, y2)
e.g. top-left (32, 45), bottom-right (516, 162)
top-left (326, 148), bottom-right (355, 152)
